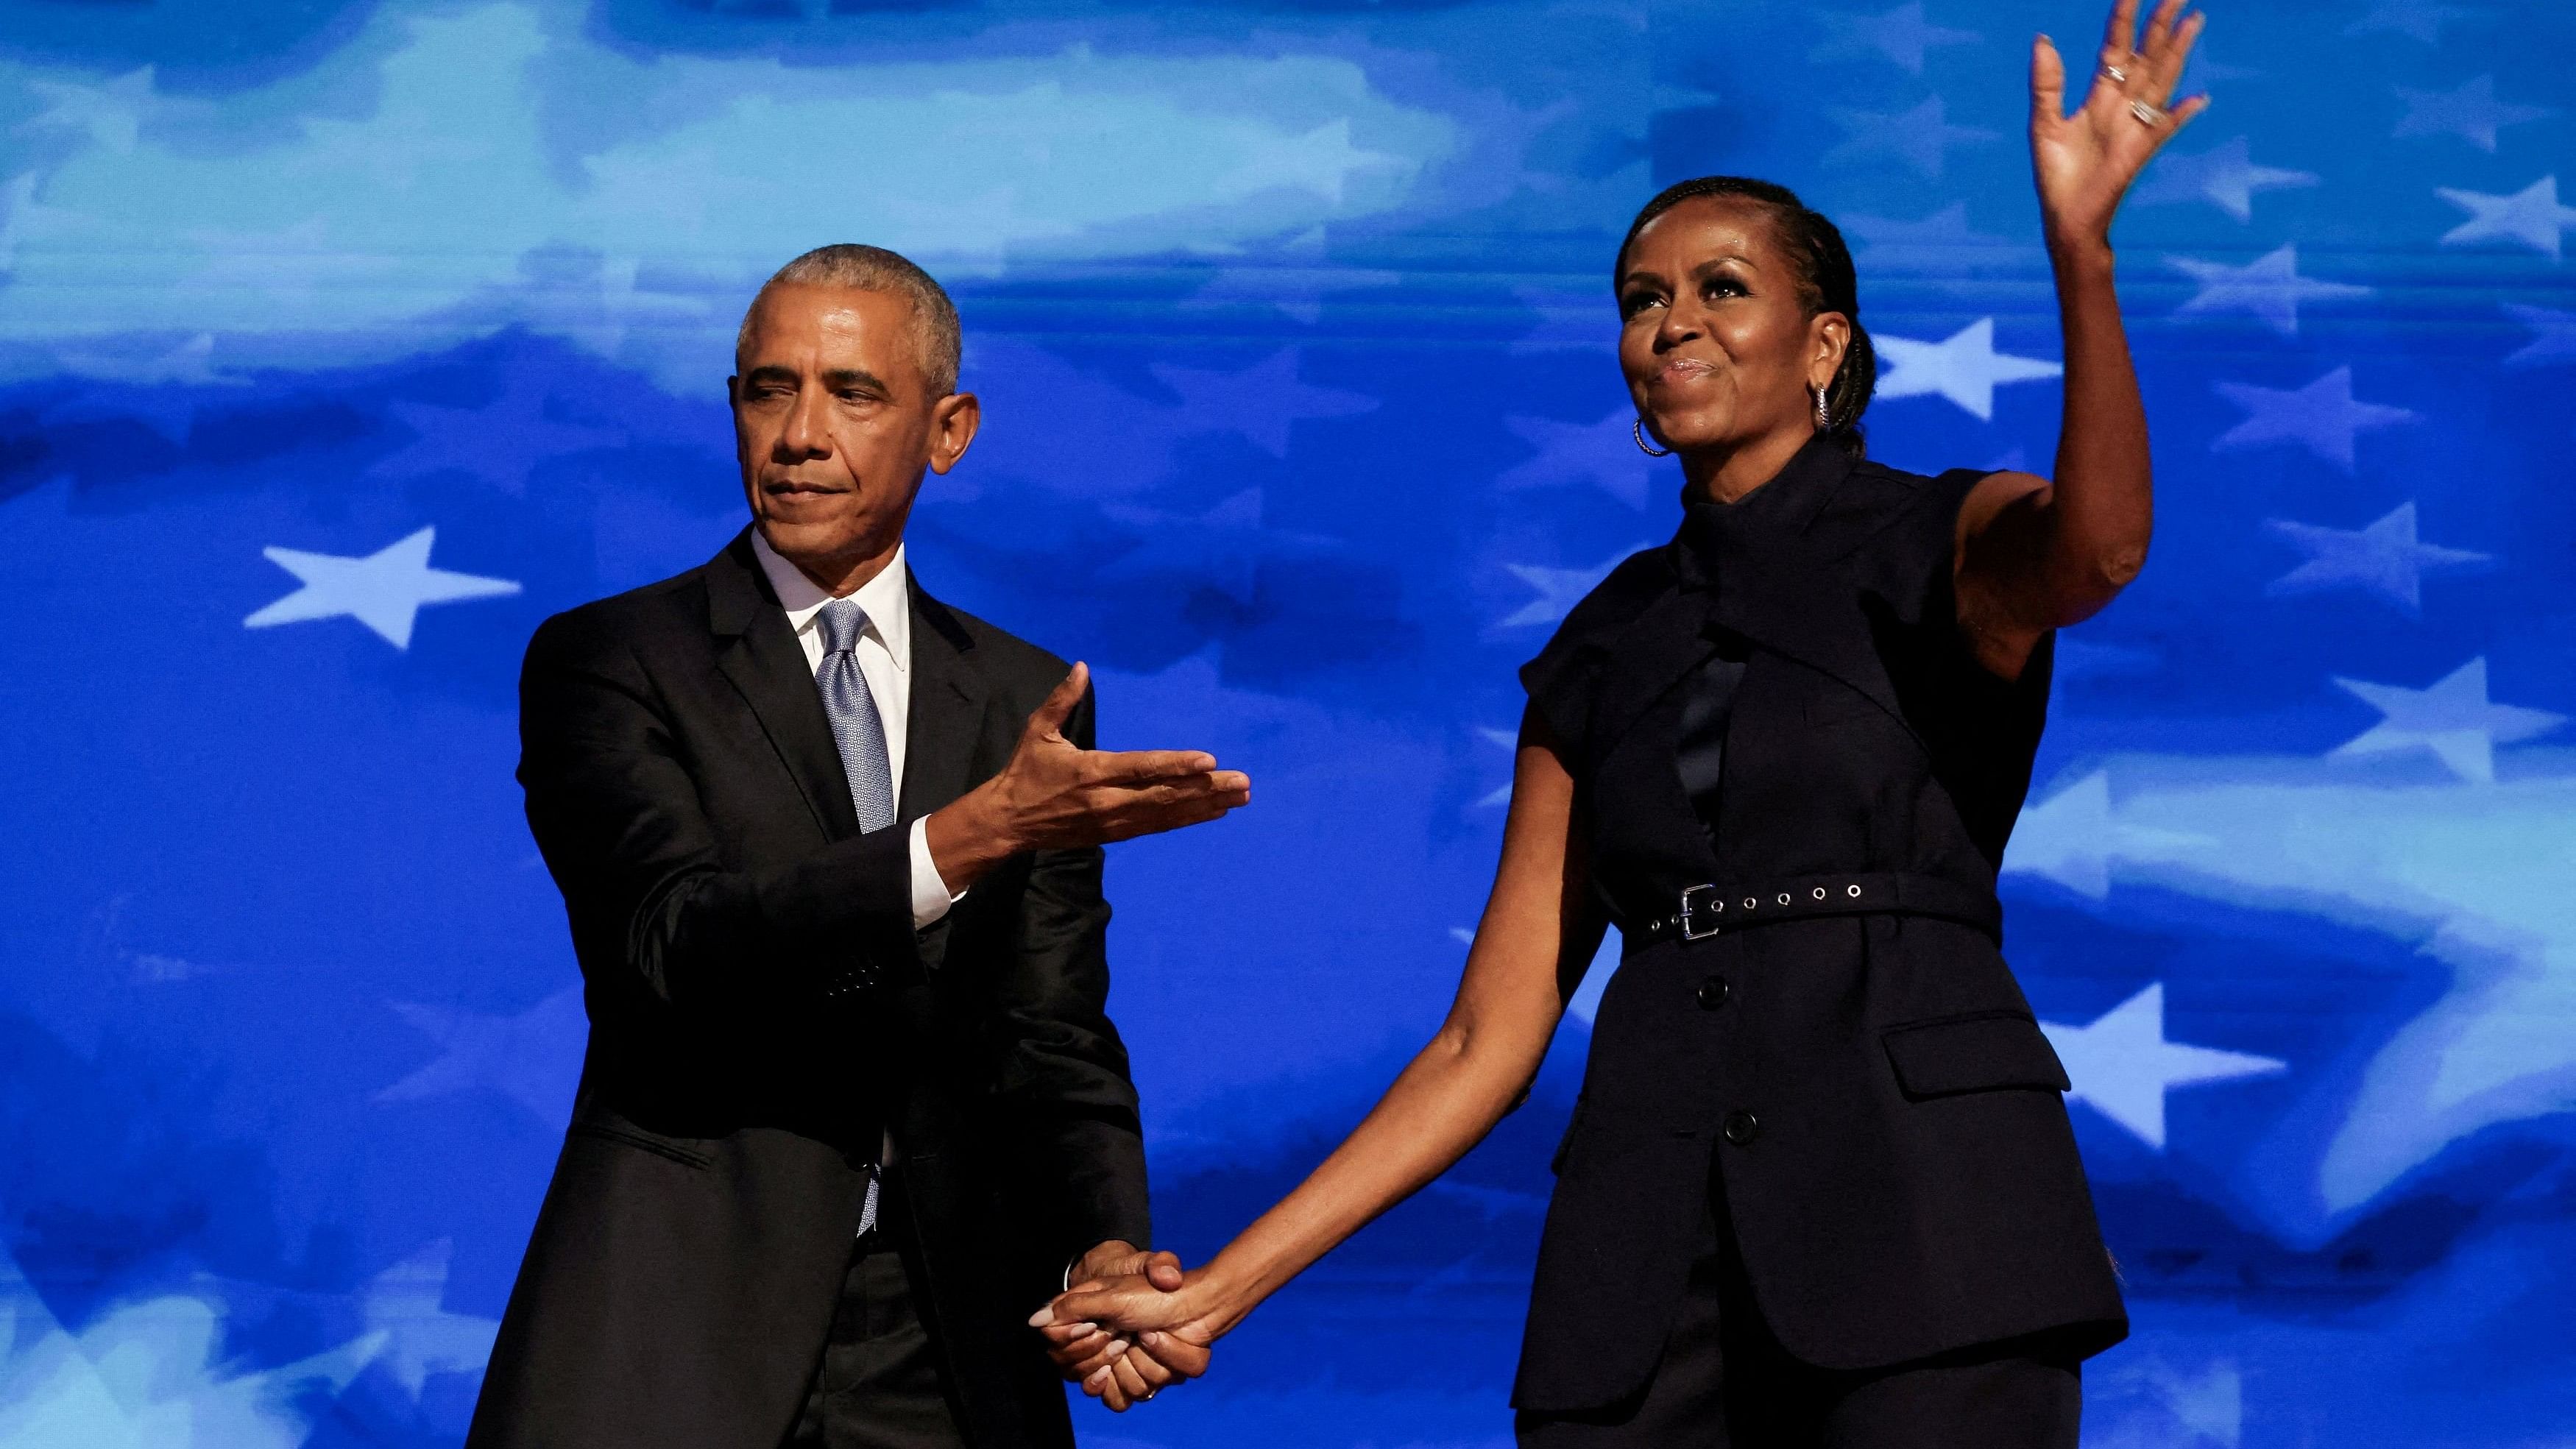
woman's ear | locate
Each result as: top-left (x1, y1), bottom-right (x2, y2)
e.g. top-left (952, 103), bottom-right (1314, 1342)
top-left (1811, 312), bottom-right (1853, 392)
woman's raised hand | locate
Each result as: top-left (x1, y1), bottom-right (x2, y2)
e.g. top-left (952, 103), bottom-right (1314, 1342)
top-left (2030, 0), bottom-right (2208, 253)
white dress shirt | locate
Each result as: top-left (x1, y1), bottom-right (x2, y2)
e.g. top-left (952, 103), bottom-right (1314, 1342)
top-left (751, 531), bottom-right (960, 931)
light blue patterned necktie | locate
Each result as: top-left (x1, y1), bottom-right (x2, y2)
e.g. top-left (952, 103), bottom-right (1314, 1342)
top-left (813, 596), bottom-right (894, 1239)
top-left (813, 598), bottom-right (897, 836)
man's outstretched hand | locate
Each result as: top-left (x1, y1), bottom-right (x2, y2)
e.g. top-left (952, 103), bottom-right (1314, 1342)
top-left (927, 662), bottom-right (1251, 893)
top-left (1032, 1242), bottom-right (1211, 1411)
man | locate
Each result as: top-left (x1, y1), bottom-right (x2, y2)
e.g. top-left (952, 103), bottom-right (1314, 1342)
top-left (468, 244), bottom-right (1239, 1449)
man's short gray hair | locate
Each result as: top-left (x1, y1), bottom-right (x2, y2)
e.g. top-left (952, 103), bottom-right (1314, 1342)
top-left (736, 244), bottom-right (963, 396)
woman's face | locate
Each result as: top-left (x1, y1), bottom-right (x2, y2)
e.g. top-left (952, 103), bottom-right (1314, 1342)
top-left (1617, 196), bottom-right (1847, 456)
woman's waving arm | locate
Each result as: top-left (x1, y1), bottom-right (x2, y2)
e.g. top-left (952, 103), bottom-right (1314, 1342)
top-left (1956, 0), bottom-right (2208, 680)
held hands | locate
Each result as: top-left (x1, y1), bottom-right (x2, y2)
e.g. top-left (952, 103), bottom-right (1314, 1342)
top-left (1030, 1245), bottom-right (1217, 1412)
top-left (2031, 0), bottom-right (2209, 254)
top-left (926, 662), bottom-right (1251, 891)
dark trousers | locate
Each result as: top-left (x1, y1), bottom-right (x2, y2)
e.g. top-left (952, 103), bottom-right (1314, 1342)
top-left (1518, 1172), bottom-right (2080, 1449)
top-left (781, 1188), bottom-right (968, 1449)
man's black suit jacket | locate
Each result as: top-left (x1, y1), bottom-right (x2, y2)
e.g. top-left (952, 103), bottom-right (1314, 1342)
top-left (467, 530), bottom-right (1150, 1449)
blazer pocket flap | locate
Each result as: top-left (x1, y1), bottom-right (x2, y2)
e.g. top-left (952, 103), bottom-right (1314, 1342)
top-left (1883, 1013), bottom-right (2070, 1099)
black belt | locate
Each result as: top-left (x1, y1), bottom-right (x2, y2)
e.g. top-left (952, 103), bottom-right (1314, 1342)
top-left (1629, 870), bottom-right (2001, 947)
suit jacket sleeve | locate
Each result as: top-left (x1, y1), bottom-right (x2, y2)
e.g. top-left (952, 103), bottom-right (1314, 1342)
top-left (990, 687), bottom-right (1153, 1262)
top-left (517, 609), bottom-right (916, 1012)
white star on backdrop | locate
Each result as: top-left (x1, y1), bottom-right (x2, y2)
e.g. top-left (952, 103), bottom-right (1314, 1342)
top-left (1811, 3), bottom-right (1978, 74)
top-left (19, 65), bottom-right (155, 153)
top-left (244, 527), bottom-right (522, 649)
top-left (369, 366), bottom-right (622, 491)
top-left (1873, 317), bottom-right (2060, 420)
top-left (2502, 303), bottom-right (2576, 368)
top-left (2343, 1), bottom-right (2477, 43)
top-left (2134, 136), bottom-right (2321, 223)
top-left (1499, 548), bottom-right (1643, 628)
top-left (2435, 174), bottom-right (2576, 260)
top-left (2211, 366), bottom-right (2414, 472)
top-left (2332, 656), bottom-right (2563, 784)
top-left (2003, 770), bottom-right (2211, 899)
top-left (1150, 347), bottom-right (1377, 457)
top-left (1841, 202), bottom-right (2030, 275)
top-left (2041, 983), bottom-right (2287, 1150)
top-left (2265, 503), bottom-right (2488, 613)
top-left (2393, 74), bottom-right (2553, 152)
top-left (1496, 408), bottom-right (1655, 509)
top-left (359, 1240), bottom-right (502, 1398)
top-left (2169, 244), bottom-right (2369, 336)
top-left (1824, 95), bottom-right (1996, 180)
top-left (376, 985), bottom-right (584, 1123)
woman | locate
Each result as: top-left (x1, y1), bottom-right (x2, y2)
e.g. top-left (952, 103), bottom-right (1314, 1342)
top-left (1041, 3), bottom-right (2207, 1442)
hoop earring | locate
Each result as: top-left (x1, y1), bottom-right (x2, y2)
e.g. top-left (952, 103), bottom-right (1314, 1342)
top-left (1813, 386), bottom-right (1831, 431)
top-left (1632, 417), bottom-right (1672, 457)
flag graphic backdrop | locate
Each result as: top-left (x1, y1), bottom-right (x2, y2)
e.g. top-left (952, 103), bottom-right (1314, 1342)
top-left (0, 1), bottom-right (2570, 1445)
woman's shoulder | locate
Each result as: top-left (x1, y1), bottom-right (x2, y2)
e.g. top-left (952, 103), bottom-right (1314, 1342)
top-left (1515, 541), bottom-right (1678, 751)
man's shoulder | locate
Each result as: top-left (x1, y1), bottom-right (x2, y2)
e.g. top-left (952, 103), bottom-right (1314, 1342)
top-left (526, 559), bottom-right (716, 670)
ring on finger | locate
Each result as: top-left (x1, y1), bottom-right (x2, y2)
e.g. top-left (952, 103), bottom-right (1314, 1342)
top-left (2101, 63), bottom-right (2128, 82)
top-left (2129, 99), bottom-right (2165, 127)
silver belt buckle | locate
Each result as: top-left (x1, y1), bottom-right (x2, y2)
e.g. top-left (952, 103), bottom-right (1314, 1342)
top-left (1679, 884), bottom-right (1724, 940)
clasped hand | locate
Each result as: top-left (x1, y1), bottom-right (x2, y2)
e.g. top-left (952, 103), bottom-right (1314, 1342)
top-left (1030, 1247), bottom-right (1220, 1411)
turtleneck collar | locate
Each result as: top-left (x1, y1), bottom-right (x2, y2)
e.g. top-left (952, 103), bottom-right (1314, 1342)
top-left (1673, 432), bottom-right (1857, 589)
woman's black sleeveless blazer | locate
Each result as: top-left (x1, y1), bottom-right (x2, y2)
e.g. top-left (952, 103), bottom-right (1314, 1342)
top-left (1511, 436), bottom-right (2126, 1413)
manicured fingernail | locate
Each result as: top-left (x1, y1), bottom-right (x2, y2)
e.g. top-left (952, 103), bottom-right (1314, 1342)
top-left (1027, 1307), bottom-right (1053, 1327)
top-left (1108, 1339), bottom-right (1130, 1357)
top-left (1142, 1331), bottom-right (1164, 1347)
top-left (1086, 1368), bottom-right (1111, 1389)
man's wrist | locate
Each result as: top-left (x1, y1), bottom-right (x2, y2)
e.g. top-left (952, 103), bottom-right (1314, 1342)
top-left (924, 785), bottom-right (1019, 893)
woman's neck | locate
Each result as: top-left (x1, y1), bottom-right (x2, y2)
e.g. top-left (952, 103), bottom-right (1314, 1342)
top-left (1680, 425), bottom-right (1816, 505)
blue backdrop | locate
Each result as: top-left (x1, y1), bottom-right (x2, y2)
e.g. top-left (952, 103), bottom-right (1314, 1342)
top-left (1, 1), bottom-right (2571, 1444)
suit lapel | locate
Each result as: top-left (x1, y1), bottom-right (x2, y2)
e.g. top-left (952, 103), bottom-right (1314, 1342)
top-left (705, 529), bottom-right (862, 842)
top-left (899, 583), bottom-right (991, 826)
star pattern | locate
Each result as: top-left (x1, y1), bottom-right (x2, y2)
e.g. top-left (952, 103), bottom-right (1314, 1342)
top-left (1150, 347), bottom-right (1378, 457)
top-left (2134, 136), bottom-right (2321, 223)
top-left (369, 366), bottom-right (623, 491)
top-left (1872, 317), bottom-right (2061, 420)
top-left (1498, 548), bottom-right (1643, 628)
top-left (244, 526), bottom-right (523, 649)
top-left (2003, 770), bottom-right (2210, 900)
top-left (1099, 488), bottom-right (1336, 603)
top-left (1824, 95), bottom-right (1996, 180)
top-left (1495, 408), bottom-right (1655, 510)
top-left (2435, 175), bottom-right (2576, 260)
top-left (1810, 3), bottom-right (1978, 74)
top-left (2502, 303), bottom-right (2576, 368)
top-left (2332, 656), bottom-right (2563, 784)
top-left (2265, 503), bottom-right (2488, 613)
top-left (2169, 244), bottom-right (2370, 336)
top-left (2041, 984), bottom-right (2287, 1149)
top-left (1226, 119), bottom-right (1402, 205)
top-left (2393, 75), bottom-right (2553, 152)
top-left (1181, 263), bottom-right (1403, 326)
top-left (376, 985), bottom-right (585, 1124)
top-left (2211, 366), bottom-right (2415, 472)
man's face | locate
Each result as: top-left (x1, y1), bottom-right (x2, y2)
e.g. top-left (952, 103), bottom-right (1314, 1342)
top-left (729, 283), bottom-right (976, 578)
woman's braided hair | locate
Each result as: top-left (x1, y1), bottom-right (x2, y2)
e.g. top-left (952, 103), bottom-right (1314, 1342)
top-left (1614, 176), bottom-right (1877, 459)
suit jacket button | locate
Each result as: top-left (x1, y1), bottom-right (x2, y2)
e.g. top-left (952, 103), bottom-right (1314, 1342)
top-left (1696, 977), bottom-right (1730, 1010)
top-left (1722, 1110), bottom-right (1760, 1146)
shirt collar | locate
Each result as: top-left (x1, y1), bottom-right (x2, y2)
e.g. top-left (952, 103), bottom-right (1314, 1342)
top-left (749, 528), bottom-right (912, 672)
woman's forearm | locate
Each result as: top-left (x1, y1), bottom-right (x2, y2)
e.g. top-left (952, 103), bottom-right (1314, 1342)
top-left (1189, 1004), bottom-right (1556, 1335)
top-left (2039, 235), bottom-right (2154, 618)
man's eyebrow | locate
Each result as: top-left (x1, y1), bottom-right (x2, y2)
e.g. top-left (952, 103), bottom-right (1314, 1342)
top-left (821, 366), bottom-right (891, 394)
top-left (740, 364), bottom-right (799, 385)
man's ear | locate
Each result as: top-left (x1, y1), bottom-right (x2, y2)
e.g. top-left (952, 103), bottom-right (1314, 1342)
top-left (929, 391), bottom-right (981, 475)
